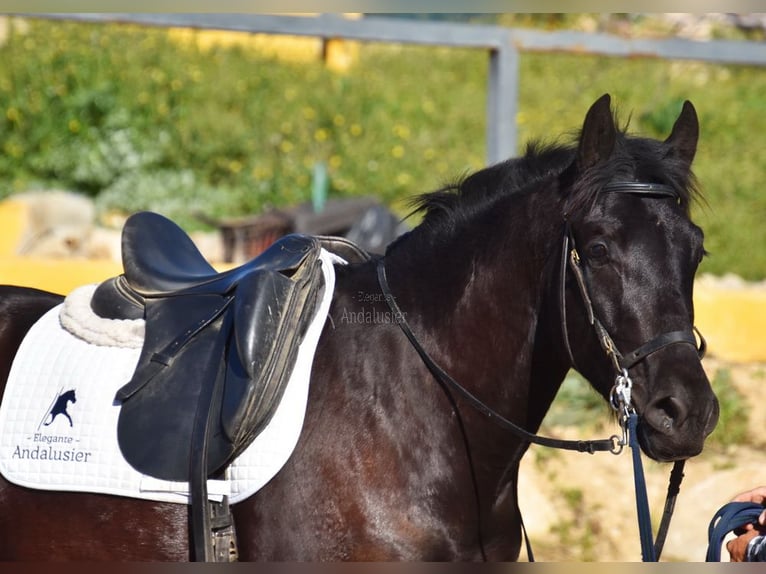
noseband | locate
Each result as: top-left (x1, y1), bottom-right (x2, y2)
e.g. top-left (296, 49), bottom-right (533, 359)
top-left (560, 181), bottom-right (706, 414)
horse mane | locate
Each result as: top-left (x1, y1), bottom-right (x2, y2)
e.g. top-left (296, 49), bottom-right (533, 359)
top-left (408, 140), bottom-right (573, 231)
top-left (408, 120), bottom-right (702, 237)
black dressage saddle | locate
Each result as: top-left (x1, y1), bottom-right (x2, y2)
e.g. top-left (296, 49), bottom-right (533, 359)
top-left (92, 211), bottom-right (336, 481)
top-left (89, 211), bottom-right (370, 560)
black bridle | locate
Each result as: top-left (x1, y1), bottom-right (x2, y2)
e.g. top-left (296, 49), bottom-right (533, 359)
top-left (560, 181), bottom-right (706, 381)
top-left (559, 181), bottom-right (706, 561)
top-left (377, 180), bottom-right (706, 562)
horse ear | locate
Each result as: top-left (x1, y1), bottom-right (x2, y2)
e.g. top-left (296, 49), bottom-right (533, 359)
top-left (664, 100), bottom-right (698, 168)
top-left (577, 94), bottom-right (617, 171)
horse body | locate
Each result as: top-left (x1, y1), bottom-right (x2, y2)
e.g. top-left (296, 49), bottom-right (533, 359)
top-left (0, 95), bottom-right (718, 560)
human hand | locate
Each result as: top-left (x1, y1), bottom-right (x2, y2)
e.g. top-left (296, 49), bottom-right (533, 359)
top-left (725, 487), bottom-right (766, 561)
top-left (732, 486), bottom-right (766, 526)
top-left (726, 527), bottom-right (762, 562)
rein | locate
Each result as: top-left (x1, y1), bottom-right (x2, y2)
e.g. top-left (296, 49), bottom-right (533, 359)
top-left (377, 180), bottom-right (706, 562)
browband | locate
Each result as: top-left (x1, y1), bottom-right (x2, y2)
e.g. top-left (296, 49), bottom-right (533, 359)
top-left (603, 181), bottom-right (679, 199)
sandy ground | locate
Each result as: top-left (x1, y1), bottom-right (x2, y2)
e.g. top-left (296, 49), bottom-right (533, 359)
top-left (518, 358), bottom-right (766, 562)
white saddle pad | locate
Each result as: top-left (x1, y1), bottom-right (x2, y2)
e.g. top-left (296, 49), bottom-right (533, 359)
top-left (0, 249), bottom-right (340, 505)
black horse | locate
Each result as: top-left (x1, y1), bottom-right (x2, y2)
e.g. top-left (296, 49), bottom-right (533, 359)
top-left (0, 94), bottom-right (718, 560)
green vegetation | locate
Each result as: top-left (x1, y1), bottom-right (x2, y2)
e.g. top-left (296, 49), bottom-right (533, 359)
top-left (540, 371), bottom-right (607, 429)
top-left (705, 367), bottom-right (750, 450)
top-left (1, 16), bottom-right (765, 278)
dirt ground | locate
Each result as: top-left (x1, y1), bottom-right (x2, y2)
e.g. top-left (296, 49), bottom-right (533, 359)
top-left (517, 358), bottom-right (766, 562)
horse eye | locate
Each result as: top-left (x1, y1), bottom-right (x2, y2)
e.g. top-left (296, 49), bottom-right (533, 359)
top-left (587, 242), bottom-right (608, 260)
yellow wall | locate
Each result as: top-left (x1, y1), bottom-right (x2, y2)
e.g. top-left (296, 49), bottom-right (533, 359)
top-left (0, 200), bottom-right (28, 256)
top-left (694, 280), bottom-right (766, 363)
top-left (0, 256), bottom-right (122, 295)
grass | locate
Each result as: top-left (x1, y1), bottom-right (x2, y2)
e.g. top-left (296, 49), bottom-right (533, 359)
top-left (542, 371), bottom-right (609, 429)
top-left (1, 16), bottom-right (765, 278)
top-left (705, 367), bottom-right (750, 451)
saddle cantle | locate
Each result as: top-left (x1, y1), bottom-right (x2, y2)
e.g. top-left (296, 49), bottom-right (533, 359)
top-left (92, 211), bottom-right (328, 482)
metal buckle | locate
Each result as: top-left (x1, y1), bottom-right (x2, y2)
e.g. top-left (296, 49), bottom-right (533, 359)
top-left (609, 368), bottom-right (633, 414)
top-left (609, 433), bottom-right (625, 455)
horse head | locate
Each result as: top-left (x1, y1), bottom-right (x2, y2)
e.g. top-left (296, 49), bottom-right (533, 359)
top-left (561, 94), bottom-right (719, 462)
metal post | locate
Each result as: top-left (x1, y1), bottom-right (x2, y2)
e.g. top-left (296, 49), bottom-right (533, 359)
top-left (487, 37), bottom-right (519, 165)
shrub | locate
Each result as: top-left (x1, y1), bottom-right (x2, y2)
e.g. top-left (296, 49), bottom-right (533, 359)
top-left (1, 17), bottom-right (765, 277)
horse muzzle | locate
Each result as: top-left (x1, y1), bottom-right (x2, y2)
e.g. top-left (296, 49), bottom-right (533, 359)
top-left (637, 388), bottom-right (719, 462)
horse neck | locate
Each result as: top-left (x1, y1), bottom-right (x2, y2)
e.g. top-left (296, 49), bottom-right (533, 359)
top-left (383, 188), bottom-right (570, 430)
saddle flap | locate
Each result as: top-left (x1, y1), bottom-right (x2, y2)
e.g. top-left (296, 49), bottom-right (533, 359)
top-left (221, 258), bottom-right (325, 447)
top-left (116, 298), bottom-right (234, 481)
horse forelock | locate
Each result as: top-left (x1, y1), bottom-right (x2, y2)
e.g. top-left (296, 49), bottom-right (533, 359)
top-left (564, 130), bottom-right (703, 219)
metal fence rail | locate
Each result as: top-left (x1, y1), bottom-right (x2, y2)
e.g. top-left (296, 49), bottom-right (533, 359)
top-left (23, 13), bottom-right (766, 163)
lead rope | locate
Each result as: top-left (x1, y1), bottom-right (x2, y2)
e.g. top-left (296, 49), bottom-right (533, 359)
top-left (612, 369), bottom-right (681, 562)
top-left (628, 412), bottom-right (656, 561)
top-left (611, 370), bottom-right (655, 561)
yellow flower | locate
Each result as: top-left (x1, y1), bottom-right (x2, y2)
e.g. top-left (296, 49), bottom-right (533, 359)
top-left (251, 165), bottom-right (273, 180)
top-left (314, 128), bottom-right (329, 142)
top-left (333, 114), bottom-right (346, 127)
top-left (68, 119), bottom-right (81, 133)
top-left (3, 142), bottom-right (21, 158)
top-left (393, 124), bottom-right (411, 140)
top-left (279, 140), bottom-right (294, 153)
top-left (349, 124), bottom-right (362, 136)
top-left (329, 155), bottom-right (342, 168)
top-left (5, 107), bottom-right (20, 123)
top-left (302, 107), bottom-right (316, 120)
top-left (391, 145), bottom-right (404, 158)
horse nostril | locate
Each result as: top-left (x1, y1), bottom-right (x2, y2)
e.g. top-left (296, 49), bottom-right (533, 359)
top-left (645, 396), bottom-right (687, 435)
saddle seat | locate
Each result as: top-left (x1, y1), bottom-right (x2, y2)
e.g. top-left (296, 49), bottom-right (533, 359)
top-left (91, 212), bottom-right (368, 320)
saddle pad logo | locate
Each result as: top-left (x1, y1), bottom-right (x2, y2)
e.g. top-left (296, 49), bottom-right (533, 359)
top-left (42, 388), bottom-right (77, 428)
top-left (10, 387), bottom-right (92, 463)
